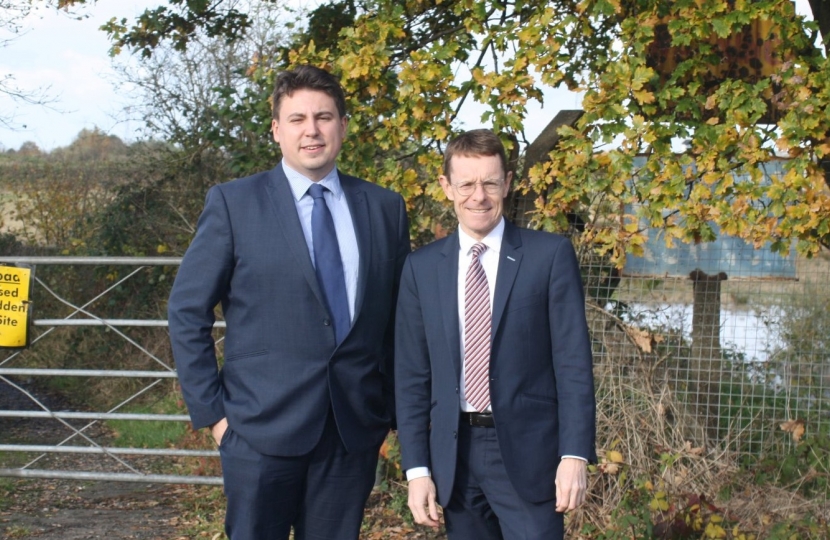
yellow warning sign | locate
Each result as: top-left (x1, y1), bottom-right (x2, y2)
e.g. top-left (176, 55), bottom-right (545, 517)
top-left (0, 265), bottom-right (32, 348)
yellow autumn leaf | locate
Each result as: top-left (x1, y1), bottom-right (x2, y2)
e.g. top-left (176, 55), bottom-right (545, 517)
top-left (633, 89), bottom-right (655, 104)
top-left (779, 419), bottom-right (806, 442)
top-left (705, 522), bottom-right (727, 538)
top-left (599, 462), bottom-right (620, 474)
top-left (705, 94), bottom-right (718, 110)
top-left (683, 440), bottom-right (704, 455)
top-left (607, 450), bottom-right (624, 463)
top-left (627, 327), bottom-right (653, 353)
top-left (649, 496), bottom-right (669, 511)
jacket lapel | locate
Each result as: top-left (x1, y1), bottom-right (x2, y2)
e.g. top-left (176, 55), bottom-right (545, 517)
top-left (264, 164), bottom-right (327, 309)
top-left (340, 173), bottom-right (371, 320)
top-left (492, 221), bottom-right (522, 338)
top-left (438, 232), bottom-right (462, 377)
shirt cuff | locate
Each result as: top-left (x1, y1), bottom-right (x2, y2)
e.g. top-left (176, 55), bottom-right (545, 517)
top-left (561, 455), bottom-right (587, 462)
top-left (405, 467), bottom-right (431, 481)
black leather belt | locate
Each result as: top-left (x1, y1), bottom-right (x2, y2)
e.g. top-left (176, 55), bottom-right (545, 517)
top-left (461, 412), bottom-right (495, 428)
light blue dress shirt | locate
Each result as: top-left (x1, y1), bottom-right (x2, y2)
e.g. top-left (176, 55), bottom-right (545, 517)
top-left (283, 162), bottom-right (360, 322)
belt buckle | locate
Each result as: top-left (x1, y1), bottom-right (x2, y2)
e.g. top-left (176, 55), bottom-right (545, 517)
top-left (468, 412), bottom-right (494, 427)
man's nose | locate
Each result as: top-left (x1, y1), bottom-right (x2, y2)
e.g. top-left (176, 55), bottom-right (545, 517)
top-left (304, 119), bottom-right (320, 135)
top-left (470, 182), bottom-right (487, 199)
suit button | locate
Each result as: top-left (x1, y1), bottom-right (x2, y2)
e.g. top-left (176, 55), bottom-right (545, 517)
top-left (455, 387), bottom-right (459, 394)
top-left (453, 431), bottom-right (457, 439)
top-left (323, 319), bottom-right (331, 326)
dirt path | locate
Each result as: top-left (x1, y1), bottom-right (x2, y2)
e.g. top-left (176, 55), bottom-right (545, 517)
top-left (0, 378), bottom-right (449, 539)
top-left (0, 379), bottom-right (182, 539)
top-left (2, 478), bottom-right (180, 539)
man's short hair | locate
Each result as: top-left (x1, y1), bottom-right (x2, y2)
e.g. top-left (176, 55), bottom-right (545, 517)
top-left (443, 129), bottom-right (508, 181)
top-left (272, 65), bottom-right (347, 120)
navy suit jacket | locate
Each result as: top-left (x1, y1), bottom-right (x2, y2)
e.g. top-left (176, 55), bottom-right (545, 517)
top-left (168, 164), bottom-right (410, 457)
top-left (395, 220), bottom-right (596, 504)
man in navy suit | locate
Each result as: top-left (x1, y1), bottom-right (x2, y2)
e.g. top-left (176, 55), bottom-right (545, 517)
top-left (168, 65), bottom-right (410, 539)
top-left (395, 129), bottom-right (596, 539)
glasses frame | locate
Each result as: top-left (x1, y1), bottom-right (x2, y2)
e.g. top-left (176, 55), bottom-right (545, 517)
top-left (449, 179), bottom-right (506, 197)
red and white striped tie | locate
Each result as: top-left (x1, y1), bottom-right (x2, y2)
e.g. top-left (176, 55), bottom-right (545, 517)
top-left (464, 242), bottom-right (491, 412)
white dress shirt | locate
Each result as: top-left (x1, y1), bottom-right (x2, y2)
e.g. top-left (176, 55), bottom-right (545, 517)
top-left (283, 162), bottom-right (359, 322)
top-left (406, 220), bottom-right (504, 482)
top-left (457, 220), bottom-right (504, 413)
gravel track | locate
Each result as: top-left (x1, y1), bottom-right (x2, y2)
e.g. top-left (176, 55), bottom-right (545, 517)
top-left (0, 379), bottom-right (181, 539)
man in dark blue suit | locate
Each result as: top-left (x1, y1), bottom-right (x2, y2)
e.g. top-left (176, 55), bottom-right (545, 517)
top-left (395, 129), bottom-right (596, 539)
top-left (168, 65), bottom-right (410, 539)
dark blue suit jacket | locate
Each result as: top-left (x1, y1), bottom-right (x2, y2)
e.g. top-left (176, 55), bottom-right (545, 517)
top-left (168, 164), bottom-right (410, 456)
top-left (395, 220), bottom-right (596, 504)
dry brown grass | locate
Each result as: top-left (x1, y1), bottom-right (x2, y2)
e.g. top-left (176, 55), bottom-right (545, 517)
top-left (568, 307), bottom-right (830, 538)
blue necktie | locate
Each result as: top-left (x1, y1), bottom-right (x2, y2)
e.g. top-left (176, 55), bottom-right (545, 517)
top-left (309, 183), bottom-right (350, 344)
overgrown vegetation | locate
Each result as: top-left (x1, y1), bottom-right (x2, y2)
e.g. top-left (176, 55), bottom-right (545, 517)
top-left (574, 283), bottom-right (830, 539)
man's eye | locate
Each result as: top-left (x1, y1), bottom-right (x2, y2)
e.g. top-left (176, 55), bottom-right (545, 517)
top-left (458, 183), bottom-right (475, 190)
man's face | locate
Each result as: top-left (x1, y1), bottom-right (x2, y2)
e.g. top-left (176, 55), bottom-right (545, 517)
top-left (439, 154), bottom-right (511, 241)
top-left (271, 89), bottom-right (347, 182)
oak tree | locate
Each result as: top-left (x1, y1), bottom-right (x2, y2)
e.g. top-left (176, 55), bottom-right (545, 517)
top-left (61, 0), bottom-right (830, 261)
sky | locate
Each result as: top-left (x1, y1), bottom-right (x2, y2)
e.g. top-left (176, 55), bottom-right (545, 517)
top-left (0, 1), bottom-right (159, 151)
top-left (0, 0), bottom-right (816, 153)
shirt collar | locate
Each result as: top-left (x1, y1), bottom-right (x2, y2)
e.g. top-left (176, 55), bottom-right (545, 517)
top-left (458, 218), bottom-right (504, 256)
top-left (282, 161), bottom-right (343, 202)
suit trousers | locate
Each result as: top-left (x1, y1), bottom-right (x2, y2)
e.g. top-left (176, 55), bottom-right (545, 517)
top-left (443, 422), bottom-right (564, 540)
top-left (219, 410), bottom-right (380, 540)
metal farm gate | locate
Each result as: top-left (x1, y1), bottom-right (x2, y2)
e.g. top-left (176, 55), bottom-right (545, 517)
top-left (3, 252), bottom-right (830, 486)
top-left (0, 256), bottom-right (222, 486)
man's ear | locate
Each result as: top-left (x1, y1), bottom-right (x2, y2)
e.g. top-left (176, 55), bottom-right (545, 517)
top-left (439, 175), bottom-right (455, 201)
top-left (502, 170), bottom-right (513, 197)
top-left (271, 119), bottom-right (280, 144)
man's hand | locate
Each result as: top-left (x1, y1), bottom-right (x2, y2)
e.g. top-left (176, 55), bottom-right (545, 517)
top-left (408, 476), bottom-right (440, 529)
top-left (210, 417), bottom-right (228, 446)
top-left (555, 457), bottom-right (587, 513)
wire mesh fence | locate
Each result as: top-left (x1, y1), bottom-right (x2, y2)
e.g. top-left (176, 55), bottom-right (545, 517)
top-left (581, 246), bottom-right (830, 456)
top-left (509, 182), bottom-right (830, 460)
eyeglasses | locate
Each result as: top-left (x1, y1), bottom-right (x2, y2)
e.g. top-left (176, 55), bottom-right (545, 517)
top-left (449, 180), bottom-right (505, 196)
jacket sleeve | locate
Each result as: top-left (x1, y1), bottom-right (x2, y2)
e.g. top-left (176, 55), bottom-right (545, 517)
top-left (549, 237), bottom-right (597, 463)
top-left (394, 256), bottom-right (433, 470)
top-left (167, 186), bottom-right (234, 430)
top-left (381, 194), bottom-right (411, 430)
